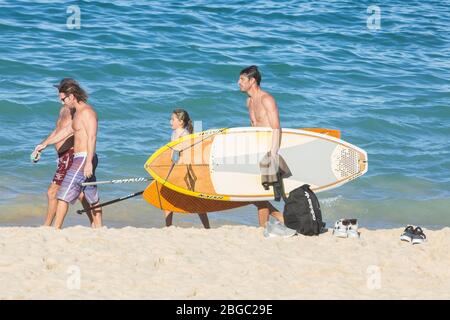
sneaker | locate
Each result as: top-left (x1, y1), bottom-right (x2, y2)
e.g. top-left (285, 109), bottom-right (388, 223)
top-left (332, 219), bottom-right (348, 238)
top-left (400, 225), bottom-right (415, 243)
top-left (263, 220), bottom-right (297, 238)
top-left (411, 227), bottom-right (427, 245)
top-left (346, 219), bottom-right (360, 238)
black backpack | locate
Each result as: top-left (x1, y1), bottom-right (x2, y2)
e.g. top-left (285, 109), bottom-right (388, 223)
top-left (283, 184), bottom-right (325, 236)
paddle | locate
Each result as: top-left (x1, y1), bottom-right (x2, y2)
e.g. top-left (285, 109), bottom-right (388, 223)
top-left (76, 190), bottom-right (145, 215)
top-left (81, 177), bottom-right (153, 186)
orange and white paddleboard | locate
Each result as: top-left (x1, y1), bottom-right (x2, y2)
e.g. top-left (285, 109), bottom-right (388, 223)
top-left (144, 127), bottom-right (366, 202)
top-left (143, 128), bottom-right (341, 213)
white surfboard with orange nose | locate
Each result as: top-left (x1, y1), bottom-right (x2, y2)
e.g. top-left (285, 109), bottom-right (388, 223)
top-left (144, 127), bottom-right (368, 202)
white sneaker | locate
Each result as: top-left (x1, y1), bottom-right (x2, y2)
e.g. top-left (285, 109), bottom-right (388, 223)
top-left (346, 219), bottom-right (360, 238)
top-left (264, 220), bottom-right (297, 238)
top-left (332, 219), bottom-right (348, 238)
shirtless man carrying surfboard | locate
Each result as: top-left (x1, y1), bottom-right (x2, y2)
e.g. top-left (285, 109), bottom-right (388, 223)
top-left (238, 65), bottom-right (285, 227)
top-left (33, 80), bottom-right (102, 229)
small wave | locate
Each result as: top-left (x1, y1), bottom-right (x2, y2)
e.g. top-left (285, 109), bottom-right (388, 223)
top-left (320, 196), bottom-right (343, 208)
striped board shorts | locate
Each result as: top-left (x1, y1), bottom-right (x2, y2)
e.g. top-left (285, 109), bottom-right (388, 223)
top-left (52, 147), bottom-right (74, 186)
top-left (57, 152), bottom-right (99, 205)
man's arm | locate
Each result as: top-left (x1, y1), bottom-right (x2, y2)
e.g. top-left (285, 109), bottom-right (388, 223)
top-left (33, 124), bottom-right (74, 154)
top-left (44, 125), bottom-right (74, 146)
top-left (262, 95), bottom-right (281, 155)
top-left (32, 108), bottom-right (64, 154)
top-left (247, 98), bottom-right (256, 127)
top-left (83, 109), bottom-right (98, 178)
top-left (40, 128), bottom-right (58, 146)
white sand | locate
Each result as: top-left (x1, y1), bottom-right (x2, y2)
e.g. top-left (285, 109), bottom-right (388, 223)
top-left (0, 225), bottom-right (449, 300)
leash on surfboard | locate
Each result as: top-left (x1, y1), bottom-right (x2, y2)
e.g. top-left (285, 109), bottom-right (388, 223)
top-left (81, 177), bottom-right (153, 186)
top-left (76, 190), bottom-right (145, 215)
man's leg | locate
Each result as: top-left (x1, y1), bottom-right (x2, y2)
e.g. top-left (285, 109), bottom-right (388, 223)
top-left (84, 154), bottom-right (102, 228)
top-left (78, 192), bottom-right (94, 227)
top-left (254, 202), bottom-right (270, 227)
top-left (44, 183), bottom-right (60, 226)
top-left (90, 202), bottom-right (102, 228)
top-left (49, 147), bottom-right (74, 227)
top-left (267, 202), bottom-right (284, 224)
top-left (254, 201), bottom-right (284, 227)
top-left (54, 199), bottom-right (70, 229)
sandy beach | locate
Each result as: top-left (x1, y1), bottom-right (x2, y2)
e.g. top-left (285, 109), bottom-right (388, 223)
top-left (1, 225), bottom-right (449, 300)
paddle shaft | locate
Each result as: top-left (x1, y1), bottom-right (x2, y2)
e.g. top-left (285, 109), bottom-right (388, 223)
top-left (81, 177), bottom-right (152, 186)
top-left (76, 190), bottom-right (144, 214)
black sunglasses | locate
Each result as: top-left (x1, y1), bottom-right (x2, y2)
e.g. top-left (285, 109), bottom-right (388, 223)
top-left (60, 95), bottom-right (69, 103)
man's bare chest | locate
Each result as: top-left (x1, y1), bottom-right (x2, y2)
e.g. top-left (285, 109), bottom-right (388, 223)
top-left (249, 103), bottom-right (267, 120)
top-left (72, 115), bottom-right (84, 132)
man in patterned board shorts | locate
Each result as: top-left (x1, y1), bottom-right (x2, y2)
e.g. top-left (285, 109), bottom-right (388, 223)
top-left (32, 78), bottom-right (99, 228)
top-left (57, 152), bottom-right (99, 214)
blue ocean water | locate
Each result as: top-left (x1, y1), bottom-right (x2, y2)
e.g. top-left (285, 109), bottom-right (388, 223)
top-left (0, 0), bottom-right (449, 229)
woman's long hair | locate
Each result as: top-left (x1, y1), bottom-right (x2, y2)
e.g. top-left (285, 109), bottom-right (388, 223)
top-left (172, 108), bottom-right (193, 133)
